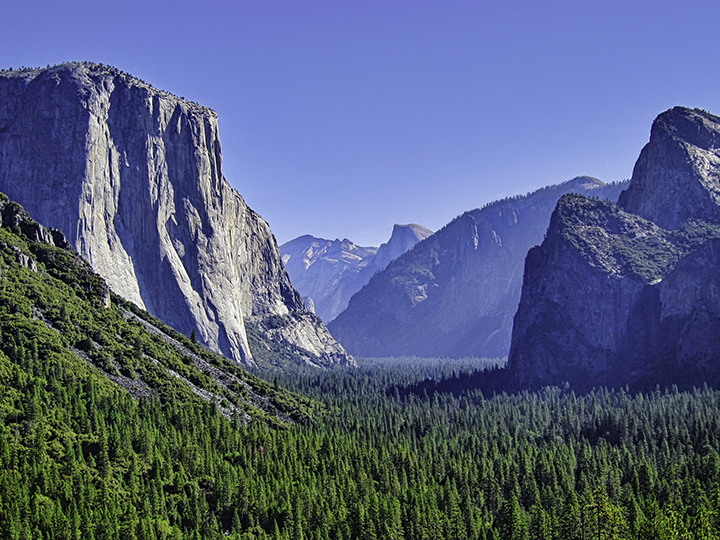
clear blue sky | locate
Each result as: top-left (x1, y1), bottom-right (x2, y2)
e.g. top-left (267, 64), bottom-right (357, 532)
top-left (3, 0), bottom-right (720, 246)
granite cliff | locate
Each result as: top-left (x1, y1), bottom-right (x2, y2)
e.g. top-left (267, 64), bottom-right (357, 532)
top-left (0, 62), bottom-right (353, 367)
top-left (372, 224), bottom-right (435, 273)
top-left (0, 191), bottom-right (316, 424)
top-left (280, 223), bottom-right (432, 323)
top-left (328, 177), bottom-right (627, 359)
top-left (508, 107), bottom-right (720, 390)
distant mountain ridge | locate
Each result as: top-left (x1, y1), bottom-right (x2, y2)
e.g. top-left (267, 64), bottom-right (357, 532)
top-left (328, 177), bottom-right (628, 359)
top-left (508, 107), bottom-right (720, 390)
top-left (281, 223), bottom-right (433, 322)
top-left (0, 62), bottom-right (353, 368)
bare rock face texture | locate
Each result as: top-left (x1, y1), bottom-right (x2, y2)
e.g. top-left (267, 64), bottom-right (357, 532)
top-left (508, 107), bottom-right (720, 390)
top-left (280, 223), bottom-right (432, 323)
top-left (372, 224), bottom-right (434, 273)
top-left (0, 63), bottom-right (353, 367)
top-left (618, 107), bottom-right (720, 230)
top-left (328, 177), bottom-right (627, 359)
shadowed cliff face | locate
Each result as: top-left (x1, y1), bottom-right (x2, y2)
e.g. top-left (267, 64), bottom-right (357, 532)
top-left (0, 63), bottom-right (353, 367)
top-left (328, 177), bottom-right (628, 359)
top-left (509, 107), bottom-right (720, 390)
top-left (619, 107), bottom-right (720, 230)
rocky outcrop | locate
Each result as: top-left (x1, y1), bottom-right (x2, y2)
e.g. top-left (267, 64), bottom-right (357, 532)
top-left (0, 192), bottom-right (80, 274)
top-left (280, 223), bottom-right (432, 323)
top-left (372, 224), bottom-right (434, 273)
top-left (618, 107), bottom-right (720, 230)
top-left (508, 107), bottom-right (720, 390)
top-left (0, 63), bottom-right (353, 367)
top-left (328, 177), bottom-right (627, 359)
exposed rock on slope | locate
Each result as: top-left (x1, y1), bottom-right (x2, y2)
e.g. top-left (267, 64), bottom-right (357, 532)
top-left (281, 223), bottom-right (432, 322)
top-left (618, 107), bottom-right (720, 230)
top-left (0, 62), bottom-right (352, 367)
top-left (508, 107), bottom-right (720, 390)
top-left (0, 192), bottom-right (316, 424)
top-left (373, 224), bottom-right (434, 273)
top-left (328, 177), bottom-right (627, 358)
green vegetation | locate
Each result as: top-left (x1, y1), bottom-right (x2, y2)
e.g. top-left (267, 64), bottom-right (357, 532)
top-left (0, 208), bottom-right (315, 424)
top-left (263, 361), bottom-right (720, 540)
top-left (557, 194), bottom-right (720, 283)
top-left (1, 195), bottom-right (719, 538)
top-left (4, 344), bottom-right (720, 538)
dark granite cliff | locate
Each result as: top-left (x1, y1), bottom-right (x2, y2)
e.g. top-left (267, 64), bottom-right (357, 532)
top-left (329, 177), bottom-right (627, 359)
top-left (619, 107), bottom-right (720, 230)
top-left (508, 107), bottom-right (720, 390)
top-left (0, 63), bottom-right (353, 368)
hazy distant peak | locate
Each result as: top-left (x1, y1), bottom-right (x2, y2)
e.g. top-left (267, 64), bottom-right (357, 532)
top-left (280, 223), bottom-right (432, 322)
top-left (373, 223), bottom-right (435, 272)
top-left (328, 177), bottom-right (628, 359)
top-left (565, 176), bottom-right (606, 190)
top-left (391, 223), bottom-right (434, 238)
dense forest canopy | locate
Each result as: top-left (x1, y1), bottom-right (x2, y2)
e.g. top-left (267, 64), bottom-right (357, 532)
top-left (0, 194), bottom-right (718, 539)
top-left (3, 350), bottom-right (720, 538)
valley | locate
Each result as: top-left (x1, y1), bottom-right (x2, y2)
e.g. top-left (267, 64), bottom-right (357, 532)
top-left (0, 62), bottom-right (719, 539)
top-left (3, 343), bottom-right (719, 538)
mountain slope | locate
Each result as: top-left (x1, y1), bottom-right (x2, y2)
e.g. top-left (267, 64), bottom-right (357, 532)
top-left (280, 223), bottom-right (432, 322)
top-left (0, 62), bottom-right (352, 368)
top-left (0, 194), bottom-right (331, 538)
top-left (372, 223), bottom-right (435, 274)
top-left (329, 177), bottom-right (628, 359)
top-left (0, 192), bottom-right (317, 424)
top-left (508, 107), bottom-right (720, 390)
top-left (280, 236), bottom-right (378, 322)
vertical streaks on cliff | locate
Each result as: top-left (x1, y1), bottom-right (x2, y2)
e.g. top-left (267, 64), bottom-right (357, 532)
top-left (0, 63), bottom-right (353, 368)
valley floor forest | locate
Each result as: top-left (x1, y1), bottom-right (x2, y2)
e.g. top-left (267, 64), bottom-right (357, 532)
top-left (2, 349), bottom-right (720, 539)
top-left (0, 191), bottom-right (718, 539)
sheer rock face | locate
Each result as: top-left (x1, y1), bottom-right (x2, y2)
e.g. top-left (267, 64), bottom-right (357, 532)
top-left (280, 224), bottom-right (432, 323)
top-left (328, 177), bottom-right (627, 359)
top-left (0, 63), bottom-right (353, 367)
top-left (372, 224), bottom-right (434, 273)
top-left (508, 107), bottom-right (720, 390)
top-left (619, 107), bottom-right (720, 230)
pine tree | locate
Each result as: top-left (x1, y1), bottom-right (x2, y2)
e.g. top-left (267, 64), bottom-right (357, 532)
top-left (496, 494), bottom-right (526, 540)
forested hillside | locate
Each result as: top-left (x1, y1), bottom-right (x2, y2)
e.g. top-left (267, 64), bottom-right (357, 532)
top-left (1, 192), bottom-right (719, 539)
top-left (267, 359), bottom-right (720, 540)
top-left (4, 350), bottom-right (720, 538)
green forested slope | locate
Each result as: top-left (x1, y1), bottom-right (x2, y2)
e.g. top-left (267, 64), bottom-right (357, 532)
top-left (1, 192), bottom-right (719, 539)
top-left (6, 350), bottom-right (720, 539)
top-left (0, 194), bottom-right (320, 538)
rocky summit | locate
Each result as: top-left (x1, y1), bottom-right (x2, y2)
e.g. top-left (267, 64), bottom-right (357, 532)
top-left (508, 107), bottom-right (720, 390)
top-left (281, 224), bottom-right (432, 323)
top-left (618, 107), bottom-right (720, 230)
top-left (328, 177), bottom-right (627, 359)
top-left (0, 63), bottom-right (353, 368)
